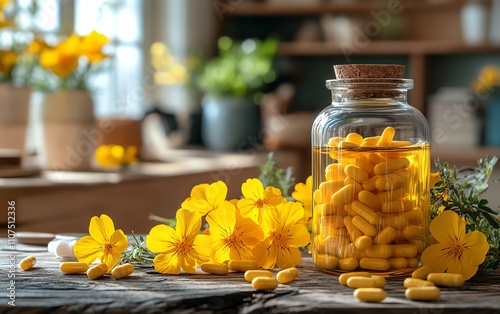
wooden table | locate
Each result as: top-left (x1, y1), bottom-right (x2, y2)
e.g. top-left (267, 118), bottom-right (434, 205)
top-left (2, 241), bottom-right (500, 314)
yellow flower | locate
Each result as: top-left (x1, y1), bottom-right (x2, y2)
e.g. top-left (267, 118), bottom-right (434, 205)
top-left (472, 65), bottom-right (500, 95)
top-left (27, 38), bottom-right (50, 55)
top-left (0, 0), bottom-right (10, 10)
top-left (206, 203), bottom-right (264, 263)
top-left (74, 214), bottom-right (128, 271)
top-left (95, 144), bottom-right (138, 167)
top-left (0, 12), bottom-right (13, 29)
top-left (292, 175), bottom-right (312, 224)
top-left (429, 171), bottom-right (441, 188)
top-left (182, 181), bottom-right (232, 216)
top-left (237, 178), bottom-right (284, 224)
top-left (421, 210), bottom-right (489, 280)
top-left (146, 209), bottom-right (211, 274)
top-left (81, 30), bottom-right (109, 63)
top-left (252, 201), bottom-right (310, 269)
top-left (0, 50), bottom-right (17, 76)
top-left (40, 34), bottom-right (81, 78)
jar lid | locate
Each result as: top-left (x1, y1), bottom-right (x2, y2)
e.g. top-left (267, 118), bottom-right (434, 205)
top-left (334, 64), bottom-right (405, 79)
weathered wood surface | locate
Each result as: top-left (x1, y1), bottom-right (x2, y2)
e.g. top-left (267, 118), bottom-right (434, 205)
top-left (2, 245), bottom-right (500, 314)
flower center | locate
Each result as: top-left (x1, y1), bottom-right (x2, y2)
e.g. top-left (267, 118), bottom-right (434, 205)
top-left (270, 229), bottom-right (289, 248)
top-left (256, 199), bottom-right (264, 209)
top-left (175, 237), bottom-right (191, 256)
top-left (449, 239), bottom-right (466, 261)
top-left (104, 243), bottom-right (114, 254)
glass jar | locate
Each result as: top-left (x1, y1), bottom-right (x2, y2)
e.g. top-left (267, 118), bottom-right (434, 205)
top-left (312, 64), bottom-right (430, 276)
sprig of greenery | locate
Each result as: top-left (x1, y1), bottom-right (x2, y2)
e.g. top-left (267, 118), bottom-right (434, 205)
top-left (430, 156), bottom-right (500, 271)
top-left (120, 233), bottom-right (156, 265)
top-left (258, 152), bottom-right (295, 198)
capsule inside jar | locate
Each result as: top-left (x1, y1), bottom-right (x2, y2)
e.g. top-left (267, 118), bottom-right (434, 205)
top-left (313, 127), bottom-right (429, 276)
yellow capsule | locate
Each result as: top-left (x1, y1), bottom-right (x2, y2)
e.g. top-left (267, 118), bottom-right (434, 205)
top-left (338, 271), bottom-right (371, 286)
top-left (427, 273), bottom-right (465, 287)
top-left (20, 256), bottom-right (36, 271)
top-left (320, 214), bottom-right (345, 229)
top-left (375, 174), bottom-right (405, 191)
top-left (360, 137), bottom-right (380, 148)
top-left (353, 156), bottom-right (374, 174)
top-left (201, 262), bottom-right (229, 275)
top-left (354, 288), bottom-right (386, 302)
top-left (325, 163), bottom-right (346, 180)
top-left (321, 236), bottom-right (350, 255)
top-left (328, 136), bottom-right (344, 147)
top-left (346, 132), bottom-right (363, 144)
top-left (344, 215), bottom-right (364, 242)
top-left (338, 140), bottom-right (359, 149)
top-left (359, 258), bottom-right (390, 271)
top-left (358, 190), bottom-right (380, 211)
top-left (402, 225), bottom-right (424, 240)
top-left (411, 265), bottom-right (432, 280)
top-left (403, 278), bottom-right (435, 288)
top-left (317, 203), bottom-right (344, 216)
top-left (320, 225), bottom-right (347, 239)
top-left (392, 244), bottom-right (418, 258)
top-left (407, 240), bottom-right (424, 254)
top-left (367, 152), bottom-right (386, 165)
top-left (338, 257), bottom-right (358, 271)
top-left (276, 267), bottom-right (299, 284)
top-left (111, 263), bottom-right (134, 279)
top-left (87, 263), bottom-right (107, 280)
top-left (365, 245), bottom-right (393, 259)
top-left (338, 243), bottom-right (357, 259)
top-left (351, 201), bottom-right (382, 225)
top-left (331, 185), bottom-right (357, 206)
top-left (252, 277), bottom-right (279, 290)
top-left (362, 176), bottom-right (378, 191)
top-left (318, 180), bottom-right (345, 204)
top-left (315, 254), bottom-right (338, 270)
top-left (347, 275), bottom-right (386, 289)
top-left (355, 235), bottom-right (372, 251)
top-left (373, 157), bottom-right (410, 175)
top-left (404, 208), bottom-right (423, 225)
top-left (405, 286), bottom-right (441, 301)
top-left (381, 200), bottom-right (405, 214)
top-left (244, 270), bottom-right (273, 282)
top-left (344, 164), bottom-right (369, 183)
top-left (380, 214), bottom-right (407, 230)
top-left (228, 260), bottom-right (259, 272)
top-left (377, 187), bottom-right (407, 203)
top-left (373, 226), bottom-right (397, 245)
top-left (388, 257), bottom-right (408, 269)
top-left (377, 126), bottom-right (395, 147)
top-left (407, 258), bottom-right (419, 268)
top-left (390, 140), bottom-right (413, 147)
top-left (60, 262), bottom-right (89, 274)
top-left (351, 215), bottom-right (377, 237)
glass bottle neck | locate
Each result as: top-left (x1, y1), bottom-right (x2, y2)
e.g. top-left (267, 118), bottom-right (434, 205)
top-left (331, 89), bottom-right (408, 103)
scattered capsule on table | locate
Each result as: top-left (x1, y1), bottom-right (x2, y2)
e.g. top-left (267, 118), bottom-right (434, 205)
top-left (347, 275), bottom-right (386, 289)
top-left (354, 288), bottom-right (387, 303)
top-left (427, 273), bottom-right (465, 287)
top-left (87, 263), bottom-right (107, 280)
top-left (245, 270), bottom-right (273, 282)
top-left (405, 286), bottom-right (441, 301)
top-left (20, 256), bottom-right (36, 271)
top-left (339, 272), bottom-right (371, 286)
top-left (201, 262), bottom-right (229, 275)
top-left (412, 265), bottom-right (432, 280)
top-left (252, 277), bottom-right (279, 290)
top-left (403, 278), bottom-right (435, 288)
top-left (111, 263), bottom-right (134, 279)
top-left (60, 262), bottom-right (89, 274)
top-left (276, 267), bottom-right (299, 284)
top-left (228, 260), bottom-right (259, 272)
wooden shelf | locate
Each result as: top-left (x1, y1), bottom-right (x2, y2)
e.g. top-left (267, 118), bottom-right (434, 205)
top-left (277, 41), bottom-right (500, 56)
top-left (228, 0), bottom-right (469, 16)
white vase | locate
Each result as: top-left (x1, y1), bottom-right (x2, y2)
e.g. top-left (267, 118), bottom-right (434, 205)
top-left (0, 84), bottom-right (31, 157)
top-left (40, 90), bottom-right (97, 171)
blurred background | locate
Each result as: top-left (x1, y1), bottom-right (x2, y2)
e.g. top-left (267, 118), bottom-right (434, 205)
top-left (1, 0), bottom-right (499, 234)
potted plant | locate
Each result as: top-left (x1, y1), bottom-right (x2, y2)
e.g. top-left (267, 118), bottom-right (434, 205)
top-left (197, 36), bottom-right (278, 151)
top-left (37, 30), bottom-right (109, 171)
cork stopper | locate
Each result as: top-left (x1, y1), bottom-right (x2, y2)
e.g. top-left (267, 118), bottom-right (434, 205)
top-left (334, 64), bottom-right (405, 79)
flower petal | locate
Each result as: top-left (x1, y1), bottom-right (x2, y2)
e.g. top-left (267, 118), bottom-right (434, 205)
top-left (241, 178), bottom-right (263, 200)
top-left (461, 231), bottom-right (490, 266)
top-left (153, 252), bottom-right (181, 274)
top-left (430, 211), bottom-right (465, 244)
top-left (74, 236), bottom-right (101, 265)
top-left (89, 214), bottom-right (115, 244)
top-left (421, 243), bottom-right (451, 273)
top-left (276, 246), bottom-right (302, 269)
top-left (176, 209), bottom-right (202, 241)
top-left (146, 224), bottom-right (178, 253)
top-left (253, 239), bottom-right (276, 269)
top-left (290, 224), bottom-right (311, 248)
top-left (192, 234), bottom-right (211, 264)
top-left (110, 229), bottom-right (129, 253)
top-left (447, 259), bottom-right (479, 280)
top-left (205, 181), bottom-right (228, 209)
top-left (101, 249), bottom-right (121, 271)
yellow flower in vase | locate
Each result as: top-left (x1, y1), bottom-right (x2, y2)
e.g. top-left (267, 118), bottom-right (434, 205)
top-left (421, 210), bottom-right (489, 280)
top-left (252, 201), bottom-right (310, 269)
top-left (206, 203), bottom-right (264, 263)
top-left (74, 214), bottom-right (128, 271)
top-left (81, 30), bottom-right (109, 63)
top-left (237, 178), bottom-right (284, 224)
top-left (40, 34), bottom-right (81, 78)
top-left (0, 50), bottom-right (18, 78)
top-left (146, 209), bottom-right (211, 274)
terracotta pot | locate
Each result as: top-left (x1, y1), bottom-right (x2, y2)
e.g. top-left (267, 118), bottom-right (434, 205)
top-left (0, 84), bottom-right (31, 156)
top-left (40, 90), bottom-right (97, 171)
